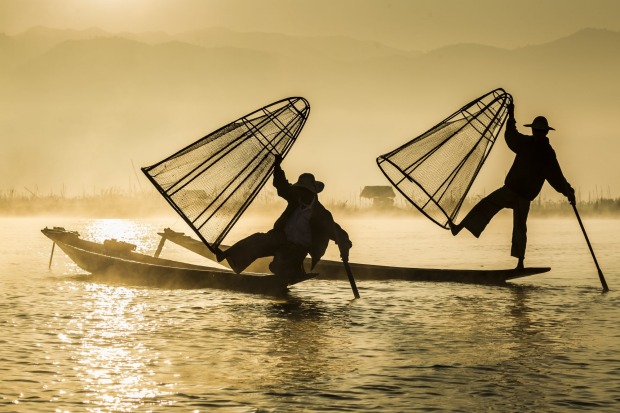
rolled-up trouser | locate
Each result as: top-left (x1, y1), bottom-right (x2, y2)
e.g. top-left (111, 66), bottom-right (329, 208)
top-left (459, 186), bottom-right (531, 259)
top-left (224, 229), bottom-right (309, 276)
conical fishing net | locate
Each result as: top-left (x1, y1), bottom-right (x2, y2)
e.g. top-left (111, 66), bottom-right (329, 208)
top-left (142, 97), bottom-right (310, 251)
top-left (377, 88), bottom-right (512, 229)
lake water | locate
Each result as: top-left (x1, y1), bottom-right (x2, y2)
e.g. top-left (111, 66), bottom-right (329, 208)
top-left (1, 214), bottom-right (619, 412)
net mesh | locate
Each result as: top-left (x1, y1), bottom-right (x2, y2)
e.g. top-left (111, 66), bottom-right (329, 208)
top-left (142, 97), bottom-right (310, 250)
top-left (377, 88), bottom-right (512, 229)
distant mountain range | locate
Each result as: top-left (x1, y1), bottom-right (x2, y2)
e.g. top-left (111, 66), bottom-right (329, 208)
top-left (3, 26), bottom-right (618, 100)
top-left (1, 26), bottom-right (619, 198)
top-left (1, 25), bottom-right (419, 71)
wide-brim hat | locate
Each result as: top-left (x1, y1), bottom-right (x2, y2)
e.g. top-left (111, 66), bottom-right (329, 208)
top-left (293, 173), bottom-right (324, 194)
top-left (524, 116), bottom-right (555, 131)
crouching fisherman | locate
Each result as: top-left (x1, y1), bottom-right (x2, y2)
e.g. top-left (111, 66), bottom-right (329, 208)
top-left (216, 154), bottom-right (352, 278)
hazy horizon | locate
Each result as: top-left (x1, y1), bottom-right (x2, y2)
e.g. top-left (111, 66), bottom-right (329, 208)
top-left (2, 0), bottom-right (620, 50)
top-left (2, 0), bottom-right (620, 203)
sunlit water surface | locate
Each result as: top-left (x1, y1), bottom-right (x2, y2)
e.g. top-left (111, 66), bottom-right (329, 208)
top-left (1, 214), bottom-right (619, 412)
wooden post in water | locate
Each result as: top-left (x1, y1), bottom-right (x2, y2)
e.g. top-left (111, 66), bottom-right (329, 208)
top-left (48, 242), bottom-right (55, 270)
top-left (572, 203), bottom-right (609, 292)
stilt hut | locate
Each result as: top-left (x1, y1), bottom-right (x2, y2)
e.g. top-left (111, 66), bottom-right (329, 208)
top-left (360, 186), bottom-right (395, 208)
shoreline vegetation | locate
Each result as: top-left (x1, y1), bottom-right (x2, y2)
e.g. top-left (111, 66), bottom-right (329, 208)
top-left (1, 188), bottom-right (620, 219)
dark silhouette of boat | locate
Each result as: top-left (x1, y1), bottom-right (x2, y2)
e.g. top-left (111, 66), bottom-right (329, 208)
top-left (42, 227), bottom-right (316, 296)
top-left (157, 228), bottom-right (550, 285)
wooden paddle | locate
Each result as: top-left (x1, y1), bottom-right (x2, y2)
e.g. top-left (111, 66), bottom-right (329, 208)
top-left (342, 259), bottom-right (361, 299)
top-left (572, 203), bottom-right (609, 292)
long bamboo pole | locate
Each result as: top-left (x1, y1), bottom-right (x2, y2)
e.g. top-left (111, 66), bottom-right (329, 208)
top-left (572, 203), bottom-right (609, 291)
top-left (342, 259), bottom-right (360, 299)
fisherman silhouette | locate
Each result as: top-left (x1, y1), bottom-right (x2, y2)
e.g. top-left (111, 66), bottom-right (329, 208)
top-left (449, 101), bottom-right (575, 269)
top-left (216, 154), bottom-right (352, 278)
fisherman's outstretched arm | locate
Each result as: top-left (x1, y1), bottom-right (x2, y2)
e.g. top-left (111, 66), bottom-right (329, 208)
top-left (504, 104), bottom-right (530, 153)
top-left (547, 155), bottom-right (576, 202)
top-left (332, 222), bottom-right (353, 261)
top-left (272, 154), bottom-right (295, 199)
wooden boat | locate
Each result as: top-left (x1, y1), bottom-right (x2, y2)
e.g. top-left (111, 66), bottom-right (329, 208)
top-left (156, 228), bottom-right (550, 285)
top-left (42, 227), bottom-right (317, 296)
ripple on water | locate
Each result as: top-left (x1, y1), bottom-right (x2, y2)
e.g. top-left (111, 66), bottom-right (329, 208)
top-left (2, 217), bottom-right (620, 412)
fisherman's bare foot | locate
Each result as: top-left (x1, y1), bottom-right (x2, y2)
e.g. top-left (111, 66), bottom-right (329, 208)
top-left (226, 255), bottom-right (244, 274)
top-left (516, 258), bottom-right (524, 270)
top-left (449, 221), bottom-right (462, 236)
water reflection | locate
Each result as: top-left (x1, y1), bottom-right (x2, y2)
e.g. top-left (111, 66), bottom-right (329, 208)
top-left (4, 216), bottom-right (616, 411)
top-left (262, 298), bottom-right (341, 385)
top-left (461, 284), bottom-right (583, 410)
top-left (73, 283), bottom-right (170, 412)
top-left (83, 219), bottom-right (158, 252)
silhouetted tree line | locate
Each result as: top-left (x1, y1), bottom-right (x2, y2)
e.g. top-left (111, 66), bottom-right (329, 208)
top-left (1, 189), bottom-right (619, 218)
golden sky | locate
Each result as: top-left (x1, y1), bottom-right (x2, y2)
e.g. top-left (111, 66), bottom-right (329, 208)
top-left (1, 0), bottom-right (619, 200)
top-left (1, 0), bottom-right (619, 50)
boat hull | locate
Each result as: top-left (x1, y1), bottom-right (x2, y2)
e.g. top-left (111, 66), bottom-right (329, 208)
top-left (157, 228), bottom-right (550, 285)
top-left (42, 227), bottom-right (316, 296)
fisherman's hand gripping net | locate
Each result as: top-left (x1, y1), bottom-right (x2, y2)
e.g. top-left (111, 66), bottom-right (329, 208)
top-left (142, 97), bottom-right (310, 251)
top-left (377, 89), bottom-right (512, 229)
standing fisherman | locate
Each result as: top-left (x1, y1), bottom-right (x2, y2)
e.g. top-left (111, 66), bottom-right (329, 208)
top-left (449, 101), bottom-right (576, 269)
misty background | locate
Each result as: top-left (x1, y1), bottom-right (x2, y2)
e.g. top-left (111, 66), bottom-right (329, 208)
top-left (1, 0), bottom-right (619, 205)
